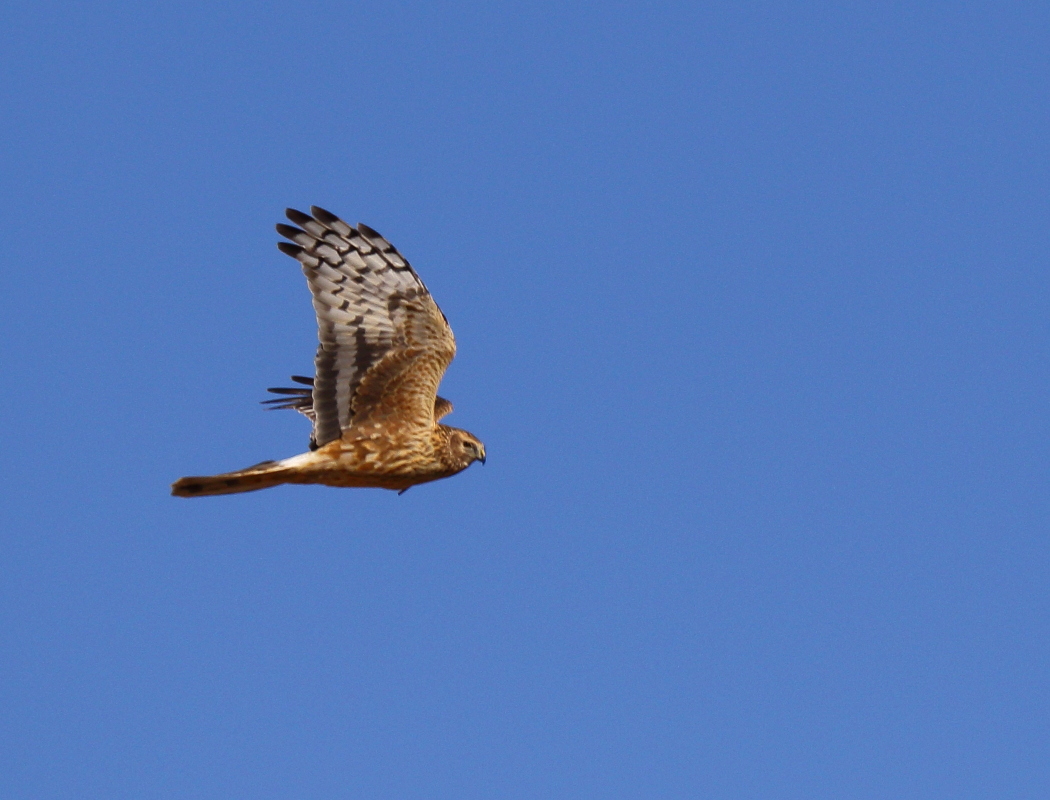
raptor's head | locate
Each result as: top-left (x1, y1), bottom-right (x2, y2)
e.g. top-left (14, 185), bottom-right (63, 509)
top-left (444, 427), bottom-right (486, 471)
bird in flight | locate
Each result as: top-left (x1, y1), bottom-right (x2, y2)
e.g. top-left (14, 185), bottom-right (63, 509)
top-left (172, 207), bottom-right (485, 497)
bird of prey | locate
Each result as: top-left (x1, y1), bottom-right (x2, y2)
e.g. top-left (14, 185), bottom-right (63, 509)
top-left (171, 207), bottom-right (485, 497)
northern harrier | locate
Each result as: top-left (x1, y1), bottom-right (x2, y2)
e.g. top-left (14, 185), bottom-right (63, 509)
top-left (171, 207), bottom-right (485, 497)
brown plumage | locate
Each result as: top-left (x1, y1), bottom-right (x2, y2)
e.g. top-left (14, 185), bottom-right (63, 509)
top-left (172, 207), bottom-right (485, 498)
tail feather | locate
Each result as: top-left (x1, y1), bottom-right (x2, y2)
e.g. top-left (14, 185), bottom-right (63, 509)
top-left (171, 460), bottom-right (294, 497)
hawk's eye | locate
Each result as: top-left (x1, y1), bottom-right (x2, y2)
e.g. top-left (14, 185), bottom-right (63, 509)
top-left (462, 441), bottom-right (473, 450)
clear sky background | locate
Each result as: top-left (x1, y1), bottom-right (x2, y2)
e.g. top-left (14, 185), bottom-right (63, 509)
top-left (2, 2), bottom-right (1048, 798)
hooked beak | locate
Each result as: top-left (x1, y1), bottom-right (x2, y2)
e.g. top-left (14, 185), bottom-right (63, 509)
top-left (479, 447), bottom-right (486, 465)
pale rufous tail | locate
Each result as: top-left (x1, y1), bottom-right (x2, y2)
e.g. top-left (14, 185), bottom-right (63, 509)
top-left (171, 460), bottom-right (293, 498)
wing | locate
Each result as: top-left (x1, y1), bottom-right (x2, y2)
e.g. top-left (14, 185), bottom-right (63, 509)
top-left (276, 207), bottom-right (456, 447)
top-left (433, 396), bottom-right (454, 421)
top-left (261, 375), bottom-right (315, 418)
top-left (263, 376), bottom-right (454, 449)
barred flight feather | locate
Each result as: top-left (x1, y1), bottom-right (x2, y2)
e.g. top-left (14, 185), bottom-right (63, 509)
top-left (171, 206), bottom-right (483, 498)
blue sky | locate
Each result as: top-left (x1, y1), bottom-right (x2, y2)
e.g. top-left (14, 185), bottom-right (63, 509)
top-left (2, 2), bottom-right (1048, 797)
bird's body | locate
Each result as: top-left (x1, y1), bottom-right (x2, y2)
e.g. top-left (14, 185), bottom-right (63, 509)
top-left (172, 207), bottom-right (485, 498)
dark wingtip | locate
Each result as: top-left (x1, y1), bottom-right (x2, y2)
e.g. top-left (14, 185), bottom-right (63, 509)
top-left (277, 241), bottom-right (303, 257)
top-left (357, 222), bottom-right (382, 239)
top-left (291, 375), bottom-right (314, 385)
top-left (276, 222), bottom-right (304, 240)
top-left (264, 386), bottom-right (311, 395)
top-left (285, 207), bottom-right (313, 225)
top-left (260, 401), bottom-right (299, 410)
top-left (311, 206), bottom-right (339, 224)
